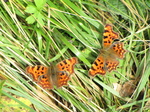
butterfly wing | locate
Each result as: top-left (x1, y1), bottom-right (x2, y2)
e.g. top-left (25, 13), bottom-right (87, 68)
top-left (105, 57), bottom-right (119, 72)
top-left (103, 24), bottom-right (119, 48)
top-left (111, 41), bottom-right (126, 59)
top-left (56, 57), bottom-right (78, 74)
top-left (26, 65), bottom-right (45, 82)
top-left (26, 65), bottom-right (53, 89)
top-left (55, 71), bottom-right (70, 88)
top-left (55, 57), bottom-right (78, 87)
top-left (89, 24), bottom-right (125, 76)
top-left (89, 55), bottom-right (106, 76)
top-left (104, 41), bottom-right (125, 72)
top-left (38, 74), bottom-right (53, 89)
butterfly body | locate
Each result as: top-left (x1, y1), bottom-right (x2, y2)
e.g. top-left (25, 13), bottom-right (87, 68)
top-left (89, 24), bottom-right (126, 76)
top-left (26, 57), bottom-right (78, 89)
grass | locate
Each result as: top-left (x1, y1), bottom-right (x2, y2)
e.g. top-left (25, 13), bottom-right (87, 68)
top-left (0, 0), bottom-right (150, 112)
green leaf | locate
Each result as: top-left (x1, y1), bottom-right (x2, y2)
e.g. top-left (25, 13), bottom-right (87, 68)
top-left (34, 0), bottom-right (47, 9)
top-left (25, 15), bottom-right (36, 24)
top-left (25, 5), bottom-right (37, 13)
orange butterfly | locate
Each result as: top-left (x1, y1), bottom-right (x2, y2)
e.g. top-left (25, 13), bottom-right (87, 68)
top-left (26, 57), bottom-right (78, 89)
top-left (89, 24), bottom-right (126, 76)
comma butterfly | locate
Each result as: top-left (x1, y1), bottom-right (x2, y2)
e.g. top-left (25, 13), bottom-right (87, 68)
top-left (26, 57), bottom-right (78, 89)
top-left (89, 24), bottom-right (126, 76)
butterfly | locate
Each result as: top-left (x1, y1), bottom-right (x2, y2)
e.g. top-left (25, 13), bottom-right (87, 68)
top-left (89, 24), bottom-right (126, 76)
top-left (26, 57), bottom-right (78, 89)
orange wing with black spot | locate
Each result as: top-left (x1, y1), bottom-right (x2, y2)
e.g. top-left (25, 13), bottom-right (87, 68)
top-left (26, 65), bottom-right (53, 89)
top-left (26, 57), bottom-right (78, 89)
top-left (56, 57), bottom-right (78, 87)
top-left (103, 24), bottom-right (119, 48)
top-left (89, 24), bottom-right (126, 77)
top-left (88, 55), bottom-right (106, 76)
